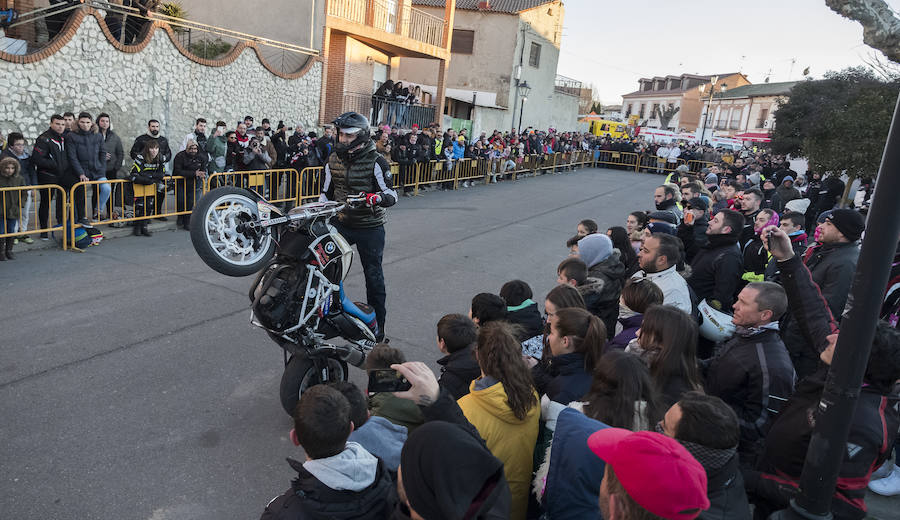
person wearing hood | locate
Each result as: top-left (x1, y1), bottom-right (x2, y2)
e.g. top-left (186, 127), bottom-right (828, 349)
top-left (390, 360), bottom-right (512, 520)
top-left (457, 322), bottom-right (540, 520)
top-left (704, 171), bottom-right (719, 193)
top-left (66, 112), bottom-right (107, 225)
top-left (703, 281), bottom-right (795, 468)
top-left (771, 175), bottom-right (801, 213)
top-left (259, 385), bottom-right (396, 520)
top-left (659, 392), bottom-right (751, 520)
top-left (0, 157), bottom-right (25, 259)
top-left (332, 382), bottom-right (407, 473)
top-left (577, 233), bottom-right (627, 338)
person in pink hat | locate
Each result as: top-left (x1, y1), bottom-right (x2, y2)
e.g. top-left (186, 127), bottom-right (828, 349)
top-left (588, 428), bottom-right (710, 520)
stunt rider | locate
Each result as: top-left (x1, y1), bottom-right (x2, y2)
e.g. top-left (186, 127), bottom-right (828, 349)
top-left (319, 112), bottom-right (397, 341)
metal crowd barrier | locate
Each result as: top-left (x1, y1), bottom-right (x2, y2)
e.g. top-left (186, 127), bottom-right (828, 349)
top-left (687, 160), bottom-right (715, 173)
top-left (3, 154), bottom-right (658, 250)
top-left (0, 185), bottom-right (68, 249)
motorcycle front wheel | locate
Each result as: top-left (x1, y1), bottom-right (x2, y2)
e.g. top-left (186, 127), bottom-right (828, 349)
top-left (279, 353), bottom-right (349, 415)
top-left (190, 186), bottom-right (276, 277)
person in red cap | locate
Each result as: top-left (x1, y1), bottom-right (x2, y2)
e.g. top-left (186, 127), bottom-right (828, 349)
top-left (588, 428), bottom-right (710, 520)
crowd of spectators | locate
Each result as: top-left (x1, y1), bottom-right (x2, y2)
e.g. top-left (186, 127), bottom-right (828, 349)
top-left (254, 147), bottom-right (900, 520)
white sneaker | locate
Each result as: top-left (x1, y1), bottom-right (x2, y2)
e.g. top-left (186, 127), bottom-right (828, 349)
top-left (872, 460), bottom-right (895, 480)
top-left (869, 465), bottom-right (900, 496)
top-left (462, 181), bottom-right (470, 188)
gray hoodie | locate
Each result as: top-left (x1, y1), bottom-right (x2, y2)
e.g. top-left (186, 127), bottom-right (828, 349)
top-left (302, 442), bottom-right (378, 492)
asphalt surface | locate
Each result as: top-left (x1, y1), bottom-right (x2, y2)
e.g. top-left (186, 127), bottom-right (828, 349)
top-left (1, 167), bottom-right (895, 519)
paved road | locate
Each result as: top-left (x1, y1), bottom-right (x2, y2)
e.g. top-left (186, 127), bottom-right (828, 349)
top-left (0, 167), bottom-right (894, 519)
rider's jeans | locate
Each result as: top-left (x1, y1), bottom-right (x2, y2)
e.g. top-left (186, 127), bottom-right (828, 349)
top-left (334, 222), bottom-right (387, 339)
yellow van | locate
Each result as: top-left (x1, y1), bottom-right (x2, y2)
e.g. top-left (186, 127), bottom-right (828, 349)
top-left (589, 119), bottom-right (629, 139)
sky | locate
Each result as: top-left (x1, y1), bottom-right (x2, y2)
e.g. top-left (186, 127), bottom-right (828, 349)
top-left (557, 0), bottom-right (900, 105)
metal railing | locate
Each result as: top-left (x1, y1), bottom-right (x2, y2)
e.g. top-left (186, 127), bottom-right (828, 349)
top-left (554, 74), bottom-right (584, 97)
top-left (2, 153), bottom-right (622, 249)
top-left (344, 92), bottom-right (437, 129)
top-left (403, 6), bottom-right (444, 47)
top-left (327, 0), bottom-right (445, 48)
top-left (1, 1), bottom-right (318, 75)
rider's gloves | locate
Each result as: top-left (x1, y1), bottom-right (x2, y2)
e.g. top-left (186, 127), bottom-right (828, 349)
top-left (365, 192), bottom-right (383, 207)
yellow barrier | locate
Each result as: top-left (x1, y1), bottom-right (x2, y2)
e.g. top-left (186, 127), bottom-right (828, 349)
top-left (298, 166), bottom-right (324, 204)
top-left (206, 169), bottom-right (301, 205)
top-left (688, 160), bottom-right (715, 173)
top-left (0, 185), bottom-right (68, 249)
top-left (594, 150), bottom-right (641, 171)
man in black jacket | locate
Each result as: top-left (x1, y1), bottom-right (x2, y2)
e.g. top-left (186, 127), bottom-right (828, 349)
top-left (659, 391), bottom-right (751, 520)
top-left (32, 114), bottom-right (71, 236)
top-left (259, 385), bottom-right (397, 520)
top-left (688, 209), bottom-right (744, 312)
top-left (744, 226), bottom-right (900, 520)
top-left (782, 209), bottom-right (863, 379)
top-left (66, 112), bottom-right (106, 224)
top-left (736, 187), bottom-right (763, 248)
top-left (653, 184), bottom-right (683, 224)
top-left (130, 120), bottom-right (172, 218)
top-left (435, 314), bottom-right (480, 400)
top-left (704, 281), bottom-right (795, 467)
top-left (319, 112), bottom-right (397, 340)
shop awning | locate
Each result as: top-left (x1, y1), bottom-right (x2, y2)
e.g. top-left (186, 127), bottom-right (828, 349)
top-left (733, 132), bottom-right (771, 142)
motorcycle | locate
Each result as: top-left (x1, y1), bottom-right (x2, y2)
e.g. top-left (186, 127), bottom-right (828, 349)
top-left (189, 186), bottom-right (379, 414)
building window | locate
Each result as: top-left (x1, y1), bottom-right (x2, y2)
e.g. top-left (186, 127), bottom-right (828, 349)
top-left (451, 29), bottom-right (475, 54)
top-left (639, 103), bottom-right (646, 118)
top-left (756, 108), bottom-right (769, 128)
top-left (625, 104), bottom-right (632, 117)
top-left (651, 103), bottom-right (660, 118)
top-left (528, 42), bottom-right (541, 68)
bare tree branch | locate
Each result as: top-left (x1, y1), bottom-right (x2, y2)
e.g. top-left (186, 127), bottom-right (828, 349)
top-left (826, 0), bottom-right (900, 62)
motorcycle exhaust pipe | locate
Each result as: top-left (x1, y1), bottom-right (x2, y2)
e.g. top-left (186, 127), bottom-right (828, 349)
top-left (334, 344), bottom-right (367, 368)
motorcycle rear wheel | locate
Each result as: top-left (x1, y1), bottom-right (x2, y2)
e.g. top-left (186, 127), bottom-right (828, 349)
top-left (190, 186), bottom-right (275, 277)
top-left (279, 353), bottom-right (348, 415)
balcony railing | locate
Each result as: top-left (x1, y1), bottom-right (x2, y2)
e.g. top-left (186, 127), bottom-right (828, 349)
top-left (328, 0), bottom-right (445, 48)
top-left (554, 74), bottom-right (583, 96)
top-left (343, 92), bottom-right (436, 129)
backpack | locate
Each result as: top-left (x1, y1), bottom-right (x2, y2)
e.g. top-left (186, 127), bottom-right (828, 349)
top-left (66, 223), bottom-right (104, 250)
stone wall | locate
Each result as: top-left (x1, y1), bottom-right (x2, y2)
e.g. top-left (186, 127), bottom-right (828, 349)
top-left (0, 10), bottom-right (322, 154)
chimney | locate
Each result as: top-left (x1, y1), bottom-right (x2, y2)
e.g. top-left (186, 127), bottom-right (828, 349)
top-left (478, 1), bottom-right (490, 9)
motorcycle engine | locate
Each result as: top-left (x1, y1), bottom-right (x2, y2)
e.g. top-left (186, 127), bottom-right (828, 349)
top-left (250, 263), bottom-right (307, 333)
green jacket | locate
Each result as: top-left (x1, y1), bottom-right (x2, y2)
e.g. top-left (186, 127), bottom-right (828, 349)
top-left (206, 135), bottom-right (227, 173)
top-left (368, 392), bottom-right (424, 434)
top-left (0, 172), bottom-right (26, 219)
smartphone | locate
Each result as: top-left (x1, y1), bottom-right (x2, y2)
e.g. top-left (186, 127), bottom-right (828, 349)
top-left (684, 212), bottom-right (695, 224)
top-left (367, 369), bottom-right (411, 392)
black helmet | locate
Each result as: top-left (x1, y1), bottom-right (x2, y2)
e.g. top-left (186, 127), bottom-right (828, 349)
top-left (332, 111), bottom-right (370, 132)
top-left (332, 112), bottom-right (372, 157)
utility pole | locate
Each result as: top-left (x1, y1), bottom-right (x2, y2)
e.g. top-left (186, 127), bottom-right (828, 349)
top-left (698, 76), bottom-right (718, 145)
top-left (770, 93), bottom-right (900, 520)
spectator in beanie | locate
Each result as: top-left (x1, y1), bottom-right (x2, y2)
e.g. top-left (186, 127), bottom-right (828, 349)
top-left (782, 208), bottom-right (864, 379)
top-left (577, 233), bottom-right (627, 338)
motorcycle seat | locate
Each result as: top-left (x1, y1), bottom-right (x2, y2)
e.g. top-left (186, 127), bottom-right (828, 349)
top-left (339, 283), bottom-right (377, 328)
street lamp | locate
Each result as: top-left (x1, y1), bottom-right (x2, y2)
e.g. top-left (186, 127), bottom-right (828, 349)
top-left (517, 80), bottom-right (531, 134)
top-left (698, 75), bottom-right (718, 145)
